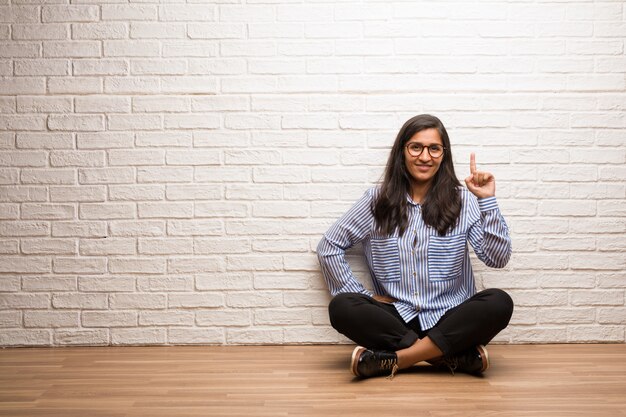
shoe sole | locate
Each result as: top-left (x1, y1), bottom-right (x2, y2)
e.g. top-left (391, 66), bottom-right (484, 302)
top-left (351, 346), bottom-right (366, 377)
top-left (477, 344), bottom-right (490, 373)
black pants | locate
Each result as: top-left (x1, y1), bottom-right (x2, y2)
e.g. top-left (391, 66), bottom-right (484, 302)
top-left (328, 288), bottom-right (514, 357)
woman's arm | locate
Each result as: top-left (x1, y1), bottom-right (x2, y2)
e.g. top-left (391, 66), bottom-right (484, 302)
top-left (467, 197), bottom-right (512, 268)
top-left (317, 190), bottom-right (375, 296)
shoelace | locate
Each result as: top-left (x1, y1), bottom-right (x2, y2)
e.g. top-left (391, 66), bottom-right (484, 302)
top-left (377, 358), bottom-right (399, 380)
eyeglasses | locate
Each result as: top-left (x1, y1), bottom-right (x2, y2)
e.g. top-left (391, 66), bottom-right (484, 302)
top-left (405, 143), bottom-right (445, 158)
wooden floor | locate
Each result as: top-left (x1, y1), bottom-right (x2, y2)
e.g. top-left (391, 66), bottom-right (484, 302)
top-left (1, 344), bottom-right (625, 417)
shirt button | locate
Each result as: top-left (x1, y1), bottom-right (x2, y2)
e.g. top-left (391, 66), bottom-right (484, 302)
top-left (412, 272), bottom-right (416, 277)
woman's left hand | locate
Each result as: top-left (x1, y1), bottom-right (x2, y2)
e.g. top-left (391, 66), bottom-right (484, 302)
top-left (464, 153), bottom-right (496, 199)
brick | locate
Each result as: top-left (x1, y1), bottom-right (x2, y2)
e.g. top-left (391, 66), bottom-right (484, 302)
top-left (0, 330), bottom-right (51, 347)
top-left (137, 167), bottom-right (192, 183)
top-left (109, 150), bottom-right (165, 166)
top-left (17, 96), bottom-right (73, 114)
top-left (101, 5), bottom-right (157, 21)
top-left (253, 167), bottom-right (309, 183)
top-left (597, 307), bottom-right (626, 325)
top-left (0, 42), bottom-right (40, 58)
top-left (48, 116), bottom-right (105, 132)
top-left (166, 150), bottom-right (220, 166)
top-left (195, 273), bottom-right (252, 291)
top-left (79, 203), bottom-right (135, 220)
top-left (110, 294), bottom-right (166, 309)
top-left (0, 221), bottom-right (49, 237)
top-left (80, 238), bottom-right (135, 256)
top-left (104, 77), bottom-right (160, 94)
top-left (75, 96), bottom-right (131, 113)
top-left (138, 238), bottom-right (192, 255)
top-left (108, 115), bottom-right (162, 131)
top-left (0, 6), bottom-right (40, 23)
top-left (227, 328), bottom-right (283, 344)
top-left (0, 293), bottom-right (50, 309)
top-left (0, 115), bottom-right (47, 131)
top-left (53, 257), bottom-right (106, 274)
top-left (567, 325), bottom-right (624, 343)
top-left (0, 204), bottom-right (18, 219)
top-left (131, 22), bottom-right (185, 39)
top-left (109, 185), bottom-right (165, 201)
top-left (0, 257), bottom-right (51, 273)
top-left (109, 220), bottom-right (164, 237)
top-left (24, 311), bottom-right (79, 328)
top-left (136, 132), bottom-right (192, 147)
top-left (168, 257), bottom-right (224, 274)
top-left (188, 58), bottom-right (245, 75)
top-left (569, 253), bottom-right (625, 270)
top-left (22, 276), bottom-right (77, 292)
top-left (139, 311), bottom-right (193, 326)
top-left (0, 311), bottom-right (21, 328)
top-left (196, 310), bottom-right (250, 327)
top-left (168, 293), bottom-right (223, 308)
top-left (137, 276), bottom-right (193, 292)
top-left (52, 220), bottom-right (106, 237)
top-left (188, 23), bottom-right (245, 39)
top-left (195, 237), bottom-right (250, 255)
top-left (167, 220), bottom-right (223, 236)
top-left (133, 96), bottom-right (190, 113)
top-left (104, 40), bottom-right (160, 57)
top-left (111, 328), bottom-right (166, 345)
top-left (166, 184), bottom-right (221, 201)
top-left (195, 167), bottom-right (251, 183)
top-left (131, 59), bottom-right (187, 75)
top-left (21, 204), bottom-right (74, 220)
top-left (73, 59), bottom-right (129, 76)
top-left (164, 114), bottom-right (220, 129)
top-left (254, 273), bottom-right (311, 290)
top-left (43, 5), bottom-right (99, 22)
top-left (163, 41), bottom-right (217, 58)
top-left (82, 311), bottom-right (137, 328)
top-left (168, 328), bottom-right (224, 345)
top-left (0, 276), bottom-right (20, 291)
top-left (78, 168), bottom-right (134, 185)
top-left (109, 258), bottom-right (166, 274)
top-left (0, 186), bottom-right (48, 202)
top-left (43, 41), bottom-right (101, 58)
top-left (570, 290), bottom-right (624, 306)
top-left (54, 330), bottom-right (109, 346)
top-left (227, 291), bottom-right (282, 308)
top-left (15, 59), bottom-right (70, 76)
top-left (50, 186), bottom-right (106, 202)
top-left (160, 5), bottom-right (215, 21)
top-left (138, 202), bottom-right (193, 219)
top-left (52, 293), bottom-right (107, 309)
top-left (195, 202), bottom-right (247, 218)
top-left (0, 239), bottom-right (18, 254)
top-left (225, 185), bottom-right (281, 201)
top-left (72, 23), bottom-right (128, 40)
top-left (255, 309), bottom-right (310, 326)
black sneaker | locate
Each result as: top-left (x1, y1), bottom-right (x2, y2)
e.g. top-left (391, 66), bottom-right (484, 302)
top-left (351, 346), bottom-right (399, 379)
top-left (430, 344), bottom-right (490, 376)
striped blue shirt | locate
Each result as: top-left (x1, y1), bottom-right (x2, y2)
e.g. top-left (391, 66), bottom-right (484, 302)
top-left (317, 187), bottom-right (511, 330)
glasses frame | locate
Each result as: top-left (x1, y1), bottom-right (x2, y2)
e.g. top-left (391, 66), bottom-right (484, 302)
top-left (405, 143), bottom-right (446, 158)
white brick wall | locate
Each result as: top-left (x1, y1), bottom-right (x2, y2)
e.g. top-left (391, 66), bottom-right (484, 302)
top-left (0, 0), bottom-right (624, 347)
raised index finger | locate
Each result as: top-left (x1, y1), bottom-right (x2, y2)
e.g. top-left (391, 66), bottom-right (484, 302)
top-left (470, 152), bottom-right (476, 174)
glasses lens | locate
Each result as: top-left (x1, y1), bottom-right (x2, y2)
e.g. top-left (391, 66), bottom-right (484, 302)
top-left (429, 146), bottom-right (443, 157)
top-left (408, 144), bottom-right (422, 156)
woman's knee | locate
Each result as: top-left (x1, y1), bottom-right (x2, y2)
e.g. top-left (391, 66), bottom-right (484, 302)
top-left (485, 288), bottom-right (514, 328)
top-left (328, 292), bottom-right (368, 331)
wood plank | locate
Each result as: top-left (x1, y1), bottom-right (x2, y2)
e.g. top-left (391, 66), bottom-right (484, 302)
top-left (0, 344), bottom-right (625, 417)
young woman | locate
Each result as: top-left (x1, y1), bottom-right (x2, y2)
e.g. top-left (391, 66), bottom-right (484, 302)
top-left (317, 114), bottom-right (513, 379)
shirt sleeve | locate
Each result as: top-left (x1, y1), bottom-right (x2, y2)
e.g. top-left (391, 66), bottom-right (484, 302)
top-left (467, 196), bottom-right (512, 268)
top-left (316, 189), bottom-right (375, 297)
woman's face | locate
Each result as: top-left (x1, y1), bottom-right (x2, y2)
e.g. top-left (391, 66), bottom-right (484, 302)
top-left (403, 128), bottom-right (444, 186)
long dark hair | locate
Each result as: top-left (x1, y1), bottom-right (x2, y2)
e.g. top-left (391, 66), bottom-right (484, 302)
top-left (373, 114), bottom-right (461, 237)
